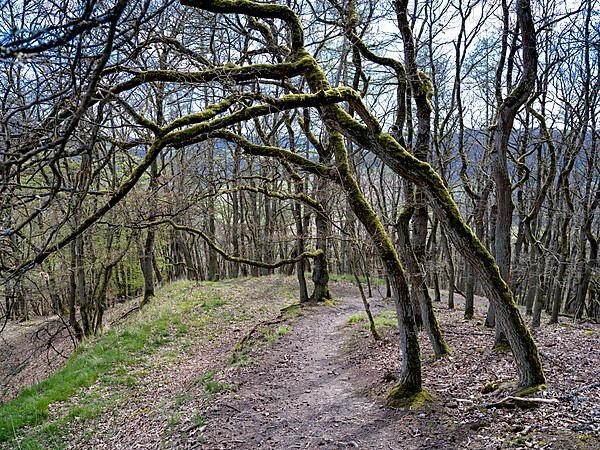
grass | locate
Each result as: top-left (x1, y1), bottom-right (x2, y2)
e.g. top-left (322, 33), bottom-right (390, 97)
top-left (347, 314), bottom-right (365, 324)
top-left (260, 324), bottom-right (291, 347)
top-left (347, 310), bottom-right (397, 328)
top-left (192, 370), bottom-right (238, 395)
top-left (329, 273), bottom-right (386, 285)
top-left (227, 347), bottom-right (251, 367)
top-left (373, 311), bottom-right (397, 328)
top-left (192, 413), bottom-right (206, 428)
top-left (0, 279), bottom-right (228, 447)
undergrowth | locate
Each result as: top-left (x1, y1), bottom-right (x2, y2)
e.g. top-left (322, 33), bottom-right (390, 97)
top-left (0, 280), bottom-right (227, 447)
top-left (330, 273), bottom-right (386, 285)
top-left (348, 310), bottom-right (397, 328)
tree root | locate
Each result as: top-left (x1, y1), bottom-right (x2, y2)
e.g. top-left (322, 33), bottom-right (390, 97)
top-left (387, 385), bottom-right (435, 409)
top-left (236, 302), bottom-right (302, 351)
top-left (484, 395), bottom-right (558, 409)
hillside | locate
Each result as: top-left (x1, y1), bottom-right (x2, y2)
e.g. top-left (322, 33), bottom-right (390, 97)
top-left (0, 276), bottom-right (598, 449)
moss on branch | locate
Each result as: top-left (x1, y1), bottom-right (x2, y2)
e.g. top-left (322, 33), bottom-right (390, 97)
top-left (181, 0), bottom-right (304, 55)
top-left (210, 130), bottom-right (333, 179)
top-left (111, 58), bottom-right (312, 96)
top-left (162, 87), bottom-right (361, 147)
top-left (219, 185), bottom-right (325, 214)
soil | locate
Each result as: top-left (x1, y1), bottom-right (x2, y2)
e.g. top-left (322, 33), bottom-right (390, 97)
top-left (201, 293), bottom-right (404, 450)
top-left (2, 277), bottom-right (599, 449)
top-left (0, 298), bottom-right (149, 403)
top-left (196, 286), bottom-right (599, 450)
top-left (1, 316), bottom-right (75, 402)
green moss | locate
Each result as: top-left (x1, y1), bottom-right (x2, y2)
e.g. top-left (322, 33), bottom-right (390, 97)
top-left (514, 384), bottom-right (545, 397)
top-left (492, 341), bottom-right (511, 353)
top-left (482, 382), bottom-right (502, 394)
top-left (579, 434), bottom-right (594, 442)
top-left (387, 387), bottom-right (435, 409)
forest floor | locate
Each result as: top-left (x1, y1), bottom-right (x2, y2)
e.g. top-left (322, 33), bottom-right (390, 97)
top-left (1, 275), bottom-right (599, 449)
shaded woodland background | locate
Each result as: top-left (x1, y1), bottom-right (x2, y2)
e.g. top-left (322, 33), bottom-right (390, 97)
top-left (1, 0), bottom-right (597, 331)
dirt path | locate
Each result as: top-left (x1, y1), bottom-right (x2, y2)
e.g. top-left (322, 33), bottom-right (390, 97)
top-left (200, 295), bottom-right (410, 450)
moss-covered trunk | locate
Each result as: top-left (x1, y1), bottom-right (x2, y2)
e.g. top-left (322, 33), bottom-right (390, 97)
top-left (185, 0), bottom-right (545, 391)
top-left (329, 132), bottom-right (422, 397)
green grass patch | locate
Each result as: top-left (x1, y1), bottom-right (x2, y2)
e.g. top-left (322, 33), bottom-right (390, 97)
top-left (202, 296), bottom-right (226, 311)
top-left (348, 310), bottom-right (397, 329)
top-left (192, 370), bottom-right (238, 395)
top-left (0, 279), bottom-right (228, 445)
top-left (204, 380), bottom-right (238, 394)
top-left (347, 314), bottom-right (366, 324)
top-left (373, 310), bottom-right (397, 328)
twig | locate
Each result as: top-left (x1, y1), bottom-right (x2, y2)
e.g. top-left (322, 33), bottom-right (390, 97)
top-left (484, 396), bottom-right (559, 409)
top-left (111, 305), bottom-right (140, 325)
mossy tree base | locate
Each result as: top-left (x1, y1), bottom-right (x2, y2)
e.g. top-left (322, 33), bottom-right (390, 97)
top-left (492, 341), bottom-right (511, 353)
top-left (481, 381), bottom-right (503, 394)
top-left (309, 287), bottom-right (332, 303)
top-left (387, 385), bottom-right (434, 409)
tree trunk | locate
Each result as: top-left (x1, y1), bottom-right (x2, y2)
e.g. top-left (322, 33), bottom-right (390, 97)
top-left (440, 229), bottom-right (455, 309)
top-left (397, 207), bottom-right (450, 357)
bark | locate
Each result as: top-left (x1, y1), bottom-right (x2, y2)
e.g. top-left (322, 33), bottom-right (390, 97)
top-left (140, 225), bottom-right (156, 306)
top-left (310, 208), bottom-right (332, 301)
top-left (440, 229), bottom-right (455, 309)
top-left (330, 131), bottom-right (422, 397)
top-left (397, 205), bottom-right (450, 357)
top-left (490, 0), bottom-right (537, 347)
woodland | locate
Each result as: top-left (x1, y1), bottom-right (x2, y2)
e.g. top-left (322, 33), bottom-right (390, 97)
top-left (0, 0), bottom-right (598, 448)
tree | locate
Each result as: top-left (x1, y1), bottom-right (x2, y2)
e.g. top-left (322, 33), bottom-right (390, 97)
top-left (1, 0), bottom-right (553, 394)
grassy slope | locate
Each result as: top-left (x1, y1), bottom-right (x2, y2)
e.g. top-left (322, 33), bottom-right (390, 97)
top-left (0, 279), bottom-right (289, 449)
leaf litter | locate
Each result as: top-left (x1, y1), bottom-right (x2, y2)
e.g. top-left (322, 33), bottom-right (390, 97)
top-left (2, 278), bottom-right (598, 449)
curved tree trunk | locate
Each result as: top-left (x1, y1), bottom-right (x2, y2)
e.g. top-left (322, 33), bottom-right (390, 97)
top-left (330, 132), bottom-right (422, 400)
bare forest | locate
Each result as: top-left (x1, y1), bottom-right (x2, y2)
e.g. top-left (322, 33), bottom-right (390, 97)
top-left (0, 0), bottom-right (598, 448)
